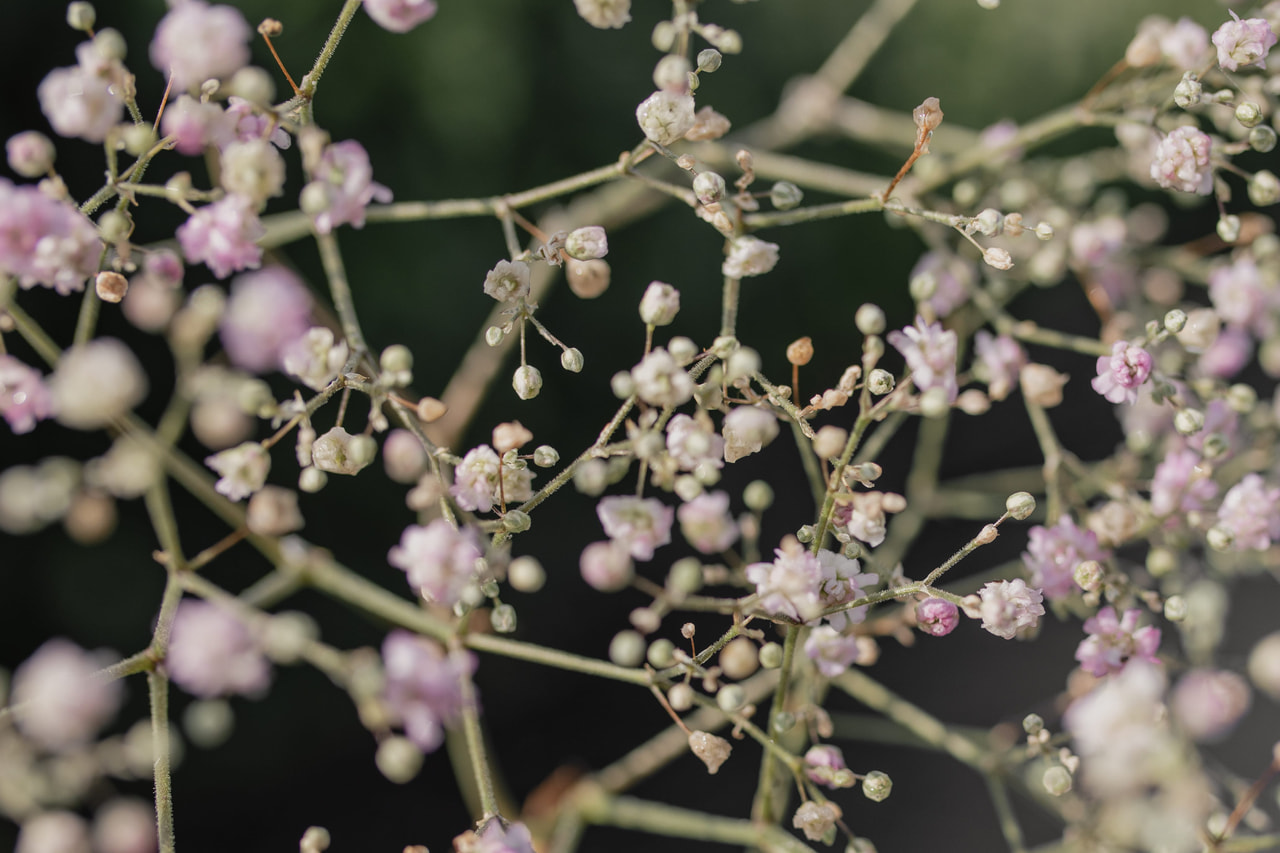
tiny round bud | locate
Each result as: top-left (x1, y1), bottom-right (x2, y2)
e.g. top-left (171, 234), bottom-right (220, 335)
top-left (513, 365), bottom-right (543, 400)
top-left (647, 638), bottom-right (676, 668)
top-left (561, 347), bottom-right (585, 373)
top-left (973, 208), bottom-right (1002, 236)
top-left (1163, 308), bottom-right (1188, 334)
top-left (759, 642), bottom-right (783, 669)
top-left (693, 171), bottom-right (726, 205)
top-left (796, 524), bottom-right (816, 543)
top-left (696, 48), bottom-right (722, 72)
top-left (919, 386), bottom-right (950, 418)
top-left (1217, 215), bottom-right (1242, 244)
top-left (609, 630), bottom-right (646, 667)
top-left (1235, 102), bottom-right (1263, 129)
top-left (485, 326), bottom-right (505, 347)
top-left (123, 124), bottom-right (157, 157)
top-left (711, 335), bottom-right (739, 359)
top-left (653, 54), bottom-right (693, 93)
top-left (6, 131), bottom-right (56, 178)
top-left (639, 281), bottom-right (681, 326)
top-left (1174, 407), bottom-right (1205, 436)
top-left (490, 603), bottom-right (517, 633)
top-left (630, 606), bottom-right (661, 634)
top-left (772, 710), bottom-right (795, 733)
top-left (975, 524), bottom-right (999, 545)
top-left (299, 467), bottom-right (327, 493)
top-left (743, 480), bottom-right (773, 512)
top-left (713, 29), bottom-right (742, 53)
top-left (666, 557), bottom-right (703, 597)
top-left (1005, 491), bottom-right (1036, 521)
top-left (720, 637), bottom-right (759, 681)
top-left (300, 827), bottom-right (331, 853)
top-left (376, 736), bottom-right (423, 784)
top-left (1250, 125), bottom-right (1277, 153)
top-left (786, 336), bottom-right (814, 367)
top-left (651, 20), bottom-right (676, 51)
top-left (668, 336), bottom-right (699, 365)
top-left (1206, 525), bottom-right (1233, 551)
top-left (983, 247), bottom-right (1014, 270)
top-left (1022, 713), bottom-right (1044, 735)
top-left (812, 425), bottom-right (847, 461)
top-left (915, 598), bottom-right (959, 636)
top-left (1173, 73), bottom-right (1203, 108)
top-left (610, 371), bottom-right (635, 399)
top-left (566, 258), bottom-right (611, 298)
top-left (716, 684), bottom-right (746, 713)
top-left (1147, 547), bottom-right (1177, 577)
top-left (855, 304), bottom-right (886, 336)
top-left (1035, 222), bottom-right (1055, 240)
top-left (67, 1), bottom-right (96, 31)
top-left (1248, 170), bottom-right (1280, 207)
top-left (862, 770), bottom-right (892, 802)
top-left (667, 683), bottom-right (694, 712)
top-left (532, 445), bottom-right (559, 468)
top-left (1074, 560), bottom-right (1103, 592)
top-left (380, 344), bottom-right (413, 374)
top-left (95, 271), bottom-right (128, 304)
top-left (769, 181), bottom-right (803, 210)
top-left (681, 622), bottom-right (696, 640)
top-left (867, 369), bottom-right (895, 395)
top-left (508, 556), bottom-right (545, 592)
top-left (564, 226), bottom-right (608, 261)
top-left (1164, 595), bottom-right (1187, 621)
top-left (414, 396), bottom-right (447, 424)
top-left (1043, 766), bottom-right (1072, 796)
top-left (98, 210), bottom-right (131, 244)
top-left (501, 510), bottom-right (531, 533)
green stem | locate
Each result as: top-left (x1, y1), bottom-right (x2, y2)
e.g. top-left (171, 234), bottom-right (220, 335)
top-left (299, 0), bottom-right (364, 101)
top-left (752, 624), bottom-right (799, 824)
top-left (452, 638), bottom-right (499, 819)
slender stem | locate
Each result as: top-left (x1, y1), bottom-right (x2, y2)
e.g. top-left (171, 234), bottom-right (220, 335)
top-left (299, 0), bottom-right (364, 100)
top-left (752, 624), bottom-right (799, 824)
top-left (314, 230), bottom-right (367, 357)
top-left (452, 637), bottom-right (499, 819)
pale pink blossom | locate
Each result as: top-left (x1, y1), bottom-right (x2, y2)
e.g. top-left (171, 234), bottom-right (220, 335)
top-left (597, 495), bottom-right (673, 560)
top-left (48, 338), bottom-right (148, 430)
top-left (631, 348), bottom-right (694, 408)
top-left (1171, 668), bottom-right (1251, 741)
top-left (281, 327), bottom-right (348, 390)
top-left (665, 414), bottom-right (724, 471)
top-left (1208, 254), bottom-right (1273, 337)
top-left (677, 491), bottom-right (739, 554)
top-left (1150, 126), bottom-right (1213, 195)
top-left (746, 542), bottom-right (825, 623)
top-left (1216, 473), bottom-right (1280, 550)
top-left (363, 0), bottom-right (439, 33)
top-left (302, 140), bottom-right (391, 234)
top-left (166, 600), bottom-right (271, 698)
top-left (1212, 10), bottom-right (1277, 71)
top-left (160, 95), bottom-right (230, 155)
top-left (722, 406), bottom-right (779, 462)
top-left (574, 0), bottom-right (631, 29)
top-left (802, 744), bottom-right (849, 788)
top-left (177, 194), bottom-right (265, 279)
top-left (15, 812), bottom-right (90, 853)
top-left (6, 131), bottom-right (55, 178)
top-left (1090, 340), bottom-right (1153, 404)
top-left (388, 518), bottom-right (483, 606)
top-left (219, 266), bottom-right (313, 372)
top-left (450, 444), bottom-right (533, 513)
top-left (10, 639), bottom-right (123, 750)
top-left (0, 355), bottom-right (55, 434)
top-left (382, 630), bottom-right (474, 752)
top-left (915, 598), bottom-right (959, 636)
top-left (224, 98), bottom-right (291, 149)
top-left (205, 441), bottom-right (270, 501)
top-left (972, 331), bottom-right (1026, 401)
top-left (150, 1), bottom-right (252, 91)
top-left (978, 578), bottom-right (1045, 639)
top-left (815, 550), bottom-right (877, 630)
top-left (37, 64), bottom-right (123, 144)
top-left (804, 626), bottom-right (863, 677)
top-left (1022, 515), bottom-right (1109, 601)
top-left (909, 251), bottom-right (974, 318)
top-left (0, 178), bottom-right (103, 295)
top-left (1150, 450), bottom-right (1218, 517)
top-left (454, 819), bottom-right (536, 853)
top-left (1074, 607), bottom-right (1162, 676)
top-left (579, 539), bottom-right (634, 591)
top-left (887, 316), bottom-right (958, 401)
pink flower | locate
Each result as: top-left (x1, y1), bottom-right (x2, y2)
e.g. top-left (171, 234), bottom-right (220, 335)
top-left (665, 414), bottom-right (725, 472)
top-left (362, 0), bottom-right (439, 33)
top-left (454, 819), bottom-right (536, 853)
top-left (887, 316), bottom-right (958, 401)
top-left (676, 491), bottom-right (739, 554)
top-left (973, 331), bottom-right (1026, 401)
top-left (37, 64), bottom-right (123, 143)
top-left (1022, 515), bottom-right (1109, 601)
top-left (388, 519), bottom-right (483, 606)
top-left (802, 744), bottom-right (849, 788)
top-left (219, 266), bottom-right (313, 372)
top-left (150, 1), bottom-right (252, 91)
top-left (804, 626), bottom-right (862, 677)
top-left (746, 541), bottom-right (824, 623)
top-left (381, 630), bottom-right (473, 752)
top-left (1212, 10), bottom-right (1277, 71)
top-left (0, 178), bottom-right (103, 295)
top-left (596, 495), bottom-right (673, 560)
top-left (1074, 606), bottom-right (1161, 677)
top-left (160, 95), bottom-right (230, 155)
top-left (10, 639), bottom-right (123, 750)
top-left (1216, 473), bottom-right (1280, 550)
top-left (1171, 668), bottom-right (1251, 742)
top-left (909, 251), bottom-right (974, 318)
top-left (1150, 450), bottom-right (1218, 517)
top-left (302, 140), bottom-right (392, 235)
top-left (1196, 326), bottom-right (1253, 379)
top-left (450, 444), bottom-right (533, 513)
top-left (815, 550), bottom-right (877, 630)
top-left (579, 539), bottom-right (634, 591)
top-left (1150, 126), bottom-right (1213, 195)
top-left (0, 355), bottom-right (55, 434)
top-left (978, 579), bottom-right (1044, 640)
top-left (166, 600), bottom-right (271, 698)
top-left (177, 194), bottom-right (265, 279)
top-left (915, 598), bottom-right (959, 636)
top-left (1209, 254), bottom-right (1273, 337)
top-left (224, 98), bottom-right (291, 149)
top-left (1090, 340), bottom-right (1152, 404)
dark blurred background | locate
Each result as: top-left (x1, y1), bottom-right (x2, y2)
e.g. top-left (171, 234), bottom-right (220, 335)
top-left (5, 2), bottom-right (1276, 852)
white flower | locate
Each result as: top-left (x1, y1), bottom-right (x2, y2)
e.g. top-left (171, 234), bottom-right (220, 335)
top-left (631, 348), bottom-right (694, 408)
top-left (636, 90), bottom-right (696, 146)
top-left (49, 339), bottom-right (148, 430)
top-left (722, 406), bottom-right (779, 462)
top-left (574, 0), bottom-right (631, 29)
top-left (282, 327), bottom-right (348, 390)
top-left (206, 441), bottom-right (270, 501)
top-left (483, 260), bottom-right (530, 302)
top-left (722, 236), bottom-right (780, 278)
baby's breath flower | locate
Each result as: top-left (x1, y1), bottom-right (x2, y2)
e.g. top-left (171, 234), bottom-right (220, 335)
top-left (484, 260), bottom-right (530, 302)
top-left (1212, 10), bottom-right (1277, 71)
top-left (206, 441), bottom-right (270, 501)
top-left (636, 90), bottom-right (695, 146)
top-left (722, 236), bottom-right (780, 278)
top-left (362, 0), bottom-right (438, 33)
top-left (1150, 126), bottom-right (1213, 196)
top-left (573, 0), bottom-right (631, 30)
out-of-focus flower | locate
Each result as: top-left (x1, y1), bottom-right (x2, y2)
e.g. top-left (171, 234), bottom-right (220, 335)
top-left (888, 316), bottom-right (958, 401)
top-left (382, 630), bottom-right (473, 752)
top-left (363, 0), bottom-right (438, 33)
top-left (1074, 606), bottom-right (1162, 676)
top-left (166, 600), bottom-right (271, 698)
top-left (388, 518), bottom-right (483, 606)
top-left (597, 495), bottom-right (673, 560)
top-left (11, 639), bottom-right (123, 750)
top-left (177, 194), bottom-right (265, 279)
top-left (150, 1), bottom-right (252, 90)
top-left (301, 140), bottom-right (391, 234)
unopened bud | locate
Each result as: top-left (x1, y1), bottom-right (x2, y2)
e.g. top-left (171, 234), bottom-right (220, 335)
top-left (769, 181), bottom-right (803, 210)
top-left (855, 304), bottom-right (886, 336)
top-left (867, 369), bottom-right (894, 395)
top-left (786, 336), bottom-right (814, 366)
top-left (1249, 170), bottom-right (1280, 206)
top-left (1005, 491), bottom-right (1036, 520)
top-left (862, 770), bottom-right (892, 802)
top-left (95, 271), bottom-right (128, 303)
top-left (1236, 102), bottom-right (1263, 129)
top-left (561, 347), bottom-right (585, 373)
top-left (513, 365), bottom-right (543, 400)
top-left (416, 397), bottom-right (447, 423)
